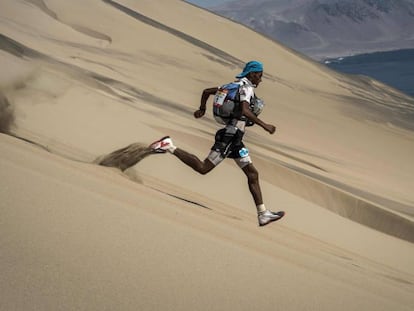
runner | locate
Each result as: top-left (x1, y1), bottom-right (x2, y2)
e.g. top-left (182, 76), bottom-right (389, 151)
top-left (150, 61), bottom-right (285, 226)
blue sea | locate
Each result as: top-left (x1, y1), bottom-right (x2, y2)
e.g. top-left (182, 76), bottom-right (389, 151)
top-left (323, 49), bottom-right (414, 97)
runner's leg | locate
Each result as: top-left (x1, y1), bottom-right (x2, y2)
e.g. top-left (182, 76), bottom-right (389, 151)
top-left (241, 163), bottom-right (263, 206)
top-left (173, 148), bottom-right (216, 175)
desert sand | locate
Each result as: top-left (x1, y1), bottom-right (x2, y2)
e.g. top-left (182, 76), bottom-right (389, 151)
top-left (1, 0), bottom-right (414, 310)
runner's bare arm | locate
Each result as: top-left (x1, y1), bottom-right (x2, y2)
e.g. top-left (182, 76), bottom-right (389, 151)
top-left (194, 87), bottom-right (219, 118)
top-left (241, 101), bottom-right (276, 134)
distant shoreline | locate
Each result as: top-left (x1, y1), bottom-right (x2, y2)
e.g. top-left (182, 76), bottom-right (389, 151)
top-left (321, 48), bottom-right (414, 98)
top-left (321, 48), bottom-right (414, 63)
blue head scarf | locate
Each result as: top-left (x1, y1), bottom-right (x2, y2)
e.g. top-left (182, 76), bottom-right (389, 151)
top-left (236, 61), bottom-right (263, 78)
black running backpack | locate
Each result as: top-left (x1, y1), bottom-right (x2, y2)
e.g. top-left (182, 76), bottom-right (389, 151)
top-left (212, 82), bottom-right (242, 125)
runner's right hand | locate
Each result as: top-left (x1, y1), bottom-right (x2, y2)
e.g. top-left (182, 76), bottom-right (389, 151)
top-left (264, 124), bottom-right (276, 134)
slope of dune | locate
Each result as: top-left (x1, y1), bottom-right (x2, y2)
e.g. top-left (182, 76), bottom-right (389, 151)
top-left (1, 0), bottom-right (414, 310)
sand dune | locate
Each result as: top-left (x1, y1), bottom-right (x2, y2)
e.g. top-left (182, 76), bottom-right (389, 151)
top-left (1, 0), bottom-right (414, 310)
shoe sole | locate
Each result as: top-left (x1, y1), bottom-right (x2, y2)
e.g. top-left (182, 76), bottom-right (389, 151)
top-left (149, 136), bottom-right (170, 153)
top-left (259, 211), bottom-right (285, 227)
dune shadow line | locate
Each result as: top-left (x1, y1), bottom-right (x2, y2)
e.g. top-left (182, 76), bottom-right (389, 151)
top-left (102, 0), bottom-right (242, 68)
top-left (150, 187), bottom-right (211, 210)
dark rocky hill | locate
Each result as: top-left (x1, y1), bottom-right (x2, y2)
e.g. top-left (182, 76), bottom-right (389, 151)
top-left (210, 0), bottom-right (414, 59)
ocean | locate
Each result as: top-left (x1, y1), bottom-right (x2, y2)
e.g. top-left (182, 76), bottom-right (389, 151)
top-left (323, 49), bottom-right (414, 98)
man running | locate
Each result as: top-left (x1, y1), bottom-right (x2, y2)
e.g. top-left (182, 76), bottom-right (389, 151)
top-left (150, 61), bottom-right (285, 226)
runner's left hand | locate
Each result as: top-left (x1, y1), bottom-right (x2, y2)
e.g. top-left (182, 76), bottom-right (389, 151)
top-left (194, 109), bottom-right (205, 118)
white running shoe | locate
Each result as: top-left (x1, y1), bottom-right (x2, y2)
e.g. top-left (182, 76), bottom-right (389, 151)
top-left (258, 210), bottom-right (285, 226)
top-left (149, 136), bottom-right (176, 153)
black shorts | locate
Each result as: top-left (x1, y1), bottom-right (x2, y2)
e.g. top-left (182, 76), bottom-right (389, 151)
top-left (207, 127), bottom-right (252, 167)
top-left (212, 127), bottom-right (245, 157)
